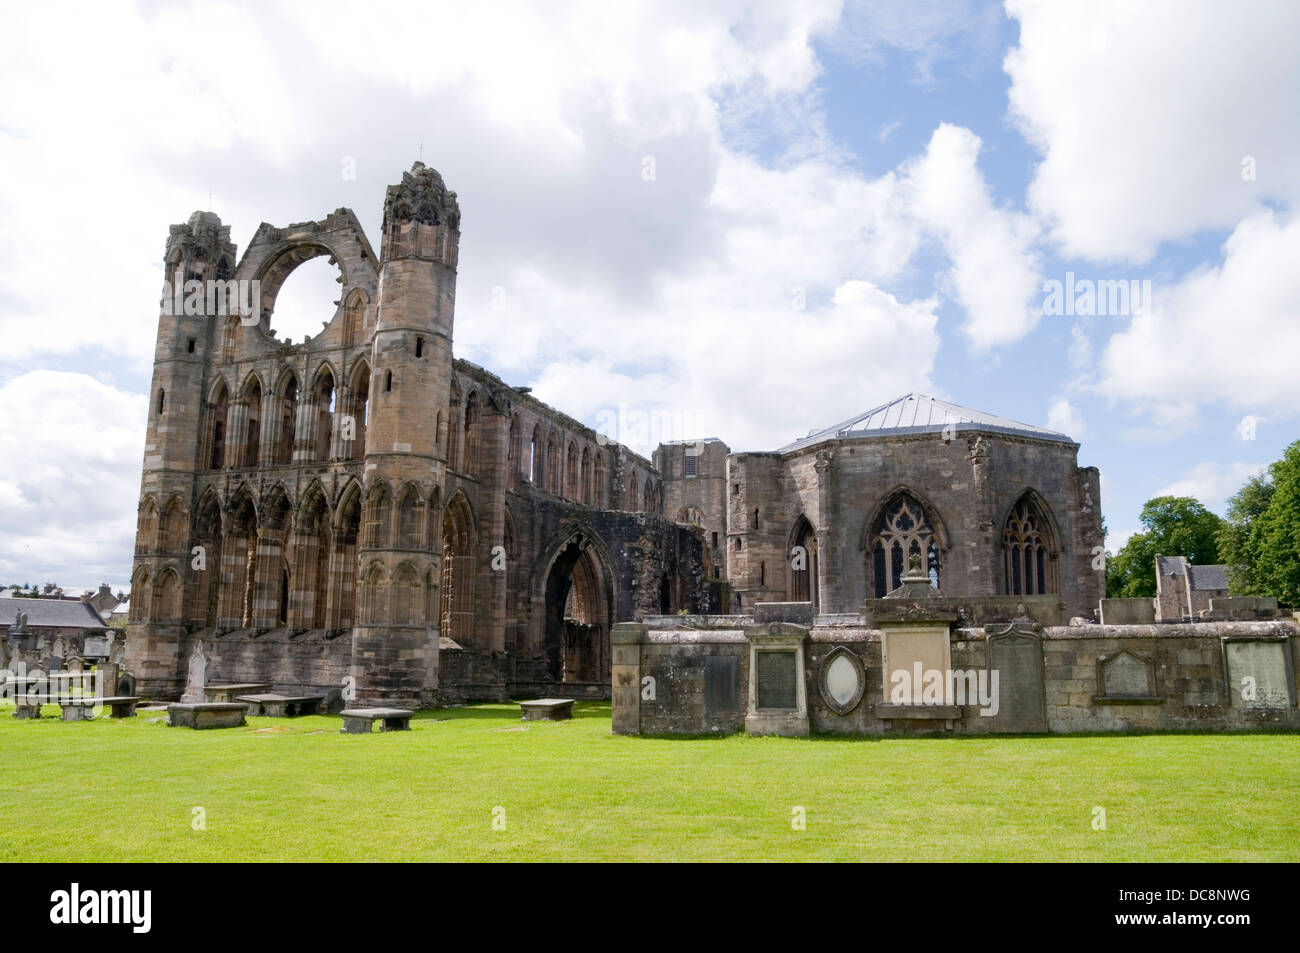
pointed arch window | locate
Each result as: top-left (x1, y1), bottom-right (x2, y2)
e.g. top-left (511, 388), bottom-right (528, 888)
top-left (1003, 495), bottom-right (1058, 596)
top-left (870, 494), bottom-right (940, 597)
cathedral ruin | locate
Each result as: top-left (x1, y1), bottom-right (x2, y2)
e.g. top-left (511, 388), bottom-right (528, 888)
top-left (126, 163), bottom-right (1107, 707)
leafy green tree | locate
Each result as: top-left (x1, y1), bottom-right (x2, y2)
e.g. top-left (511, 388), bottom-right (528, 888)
top-left (1106, 496), bottom-right (1225, 598)
top-left (1217, 469), bottom-right (1274, 595)
top-left (1226, 441), bottom-right (1300, 605)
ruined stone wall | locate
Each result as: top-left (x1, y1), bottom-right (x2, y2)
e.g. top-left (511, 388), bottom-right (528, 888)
top-left (1156, 570), bottom-right (1189, 621)
top-left (656, 439), bottom-right (728, 583)
top-left (125, 164), bottom-right (701, 705)
top-left (181, 630), bottom-right (353, 709)
top-left (615, 617), bottom-right (1300, 735)
top-left (725, 452), bottom-right (785, 610)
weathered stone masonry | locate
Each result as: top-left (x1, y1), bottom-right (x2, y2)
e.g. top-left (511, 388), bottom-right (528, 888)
top-left (126, 163), bottom-right (704, 706)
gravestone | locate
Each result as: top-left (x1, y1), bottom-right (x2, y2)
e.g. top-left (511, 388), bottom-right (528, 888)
top-left (984, 615), bottom-right (1047, 732)
top-left (108, 632), bottom-right (126, 667)
top-left (180, 641), bottom-right (208, 704)
top-left (83, 634), bottom-right (108, 658)
top-left (743, 622), bottom-right (809, 736)
top-left (1096, 649), bottom-right (1160, 702)
top-left (1223, 638), bottom-right (1296, 710)
top-left (875, 554), bottom-right (957, 708)
top-left (704, 655), bottom-right (739, 712)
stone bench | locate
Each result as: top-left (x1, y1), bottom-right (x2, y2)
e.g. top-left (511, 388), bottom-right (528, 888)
top-left (339, 708), bottom-right (413, 734)
top-left (205, 683), bottom-right (272, 703)
top-left (168, 702), bottom-right (249, 729)
top-left (237, 694), bottom-right (324, 717)
top-left (519, 698), bottom-right (575, 721)
top-left (874, 703), bottom-right (963, 731)
top-left (57, 696), bottom-right (143, 721)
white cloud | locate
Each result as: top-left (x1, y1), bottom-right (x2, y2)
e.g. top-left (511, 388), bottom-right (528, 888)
top-left (1005, 0), bottom-right (1300, 263)
top-left (0, 371), bottom-right (146, 590)
top-left (902, 124), bottom-right (1042, 351)
top-left (1096, 210), bottom-right (1300, 421)
top-left (1156, 461), bottom-right (1269, 514)
top-left (1046, 398), bottom-right (1084, 439)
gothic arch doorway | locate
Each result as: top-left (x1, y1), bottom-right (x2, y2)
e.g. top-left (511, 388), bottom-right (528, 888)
top-left (541, 533), bottom-right (613, 684)
top-left (790, 515), bottom-right (818, 609)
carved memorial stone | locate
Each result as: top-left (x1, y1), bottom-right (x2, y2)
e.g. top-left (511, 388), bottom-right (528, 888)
top-left (984, 612), bottom-right (1047, 732)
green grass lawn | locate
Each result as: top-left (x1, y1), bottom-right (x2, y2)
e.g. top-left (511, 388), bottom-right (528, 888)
top-left (1, 701), bottom-right (1297, 861)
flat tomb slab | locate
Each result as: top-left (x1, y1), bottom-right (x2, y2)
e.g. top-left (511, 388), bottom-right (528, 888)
top-left (237, 694), bottom-right (324, 717)
top-left (56, 696), bottom-right (143, 720)
top-left (520, 698), bottom-right (575, 721)
top-left (168, 702), bottom-right (249, 729)
top-left (874, 703), bottom-right (964, 719)
top-left (339, 708), bottom-right (413, 734)
top-left (99, 696), bottom-right (143, 718)
top-left (206, 683), bottom-right (272, 702)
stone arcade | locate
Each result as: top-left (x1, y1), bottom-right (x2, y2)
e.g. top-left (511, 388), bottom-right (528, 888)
top-left (126, 163), bottom-right (705, 707)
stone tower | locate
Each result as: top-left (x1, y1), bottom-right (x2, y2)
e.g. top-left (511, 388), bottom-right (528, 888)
top-left (130, 212), bottom-right (238, 694)
top-left (351, 163), bottom-right (461, 706)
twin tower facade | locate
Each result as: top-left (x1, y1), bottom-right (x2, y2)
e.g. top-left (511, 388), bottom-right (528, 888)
top-left (126, 164), bottom-right (705, 706)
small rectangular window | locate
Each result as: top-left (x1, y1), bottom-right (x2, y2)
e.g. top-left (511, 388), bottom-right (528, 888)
top-left (684, 453), bottom-right (696, 478)
top-left (416, 337), bottom-right (424, 358)
top-left (186, 338), bottom-right (196, 353)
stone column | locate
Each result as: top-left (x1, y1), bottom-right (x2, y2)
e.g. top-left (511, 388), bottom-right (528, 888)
top-left (287, 530), bottom-right (316, 628)
top-left (813, 448), bottom-right (835, 612)
top-left (260, 395), bottom-right (282, 466)
top-left (330, 384), bottom-right (351, 461)
top-left (226, 401), bottom-right (248, 468)
top-left (216, 532), bottom-right (247, 628)
top-left (967, 435), bottom-right (996, 596)
top-left (611, 622), bottom-right (647, 734)
top-left (292, 400), bottom-right (317, 463)
top-left (480, 394), bottom-right (510, 653)
top-left (250, 529), bottom-right (283, 628)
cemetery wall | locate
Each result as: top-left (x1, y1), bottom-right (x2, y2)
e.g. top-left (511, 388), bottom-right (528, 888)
top-left (614, 618), bottom-right (1300, 735)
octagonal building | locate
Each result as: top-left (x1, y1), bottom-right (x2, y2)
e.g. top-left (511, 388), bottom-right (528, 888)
top-left (655, 393), bottom-right (1104, 622)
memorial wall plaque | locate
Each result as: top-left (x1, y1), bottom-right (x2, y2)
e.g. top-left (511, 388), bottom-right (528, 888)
top-left (819, 646), bottom-right (865, 715)
top-left (1097, 649), bottom-right (1159, 701)
top-left (756, 651), bottom-right (797, 709)
top-left (705, 656), bottom-right (739, 711)
top-left (1224, 639), bottom-right (1296, 710)
top-left (985, 622), bottom-right (1047, 732)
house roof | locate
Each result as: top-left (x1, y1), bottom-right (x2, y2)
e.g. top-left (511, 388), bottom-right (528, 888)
top-left (1188, 564), bottom-right (1229, 591)
top-left (1156, 555), bottom-right (1187, 576)
top-left (1156, 556), bottom-right (1230, 591)
top-left (0, 597), bottom-right (108, 630)
top-left (778, 393), bottom-right (1074, 453)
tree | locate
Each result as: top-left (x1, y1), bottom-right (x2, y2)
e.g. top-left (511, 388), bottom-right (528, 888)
top-left (1106, 496), bottom-right (1225, 598)
top-left (1222, 441), bottom-right (1300, 605)
top-left (1217, 469), bottom-right (1274, 595)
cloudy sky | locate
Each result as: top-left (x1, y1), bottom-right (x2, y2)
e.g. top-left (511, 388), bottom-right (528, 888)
top-left (1, 0), bottom-right (1297, 592)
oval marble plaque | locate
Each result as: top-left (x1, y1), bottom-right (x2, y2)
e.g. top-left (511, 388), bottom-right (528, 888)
top-left (818, 646), bottom-right (865, 715)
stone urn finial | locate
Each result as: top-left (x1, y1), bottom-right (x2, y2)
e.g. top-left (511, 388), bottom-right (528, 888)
top-left (902, 552), bottom-right (928, 583)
